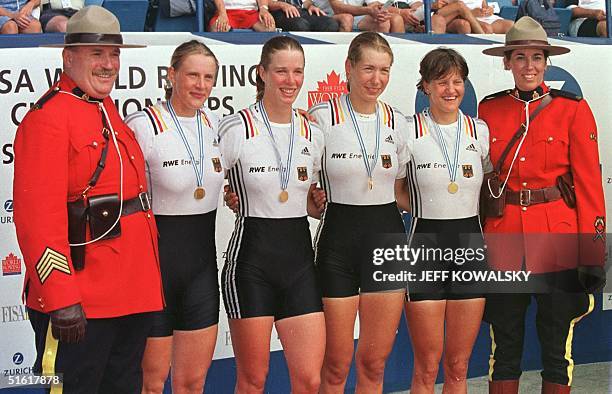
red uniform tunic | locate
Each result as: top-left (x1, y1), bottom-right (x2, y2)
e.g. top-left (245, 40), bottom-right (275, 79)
top-left (478, 84), bottom-right (606, 273)
top-left (13, 73), bottom-right (163, 318)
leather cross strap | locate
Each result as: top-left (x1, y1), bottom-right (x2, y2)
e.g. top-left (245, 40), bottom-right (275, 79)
top-left (493, 94), bottom-right (553, 176)
top-left (86, 109), bottom-right (111, 192)
top-left (505, 185), bottom-right (561, 207)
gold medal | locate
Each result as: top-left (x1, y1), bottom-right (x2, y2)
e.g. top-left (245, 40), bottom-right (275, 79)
top-left (194, 187), bottom-right (205, 200)
top-left (368, 177), bottom-right (373, 191)
top-left (279, 190), bottom-right (289, 203)
top-left (447, 182), bottom-right (459, 194)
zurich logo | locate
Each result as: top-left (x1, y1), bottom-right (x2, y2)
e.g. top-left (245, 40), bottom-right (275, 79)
top-left (13, 352), bottom-right (24, 365)
top-left (4, 200), bottom-right (13, 213)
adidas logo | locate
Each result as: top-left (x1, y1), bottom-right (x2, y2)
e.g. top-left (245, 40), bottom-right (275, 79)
top-left (465, 143), bottom-right (477, 152)
top-left (385, 135), bottom-right (394, 144)
top-left (301, 146), bottom-right (311, 156)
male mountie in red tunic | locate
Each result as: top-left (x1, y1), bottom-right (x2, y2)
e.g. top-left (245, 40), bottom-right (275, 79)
top-left (13, 73), bottom-right (163, 318)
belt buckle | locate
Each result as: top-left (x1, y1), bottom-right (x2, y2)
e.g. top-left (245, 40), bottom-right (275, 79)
top-left (519, 189), bottom-right (531, 207)
top-left (138, 192), bottom-right (151, 211)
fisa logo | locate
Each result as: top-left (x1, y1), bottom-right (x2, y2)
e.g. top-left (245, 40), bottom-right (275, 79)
top-left (2, 253), bottom-right (21, 276)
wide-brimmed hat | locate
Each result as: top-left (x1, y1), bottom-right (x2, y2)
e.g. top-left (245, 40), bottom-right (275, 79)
top-left (482, 16), bottom-right (569, 57)
top-left (44, 6), bottom-right (144, 48)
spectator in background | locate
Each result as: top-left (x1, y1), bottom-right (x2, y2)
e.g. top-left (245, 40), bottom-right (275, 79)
top-left (384, 0), bottom-right (446, 32)
top-left (209, 0), bottom-right (275, 31)
top-left (314, 0), bottom-right (405, 32)
top-left (269, 0), bottom-right (339, 31)
top-left (39, 0), bottom-right (81, 32)
top-left (461, 0), bottom-right (513, 33)
top-left (568, 0), bottom-right (606, 37)
top-left (0, 0), bottom-right (42, 34)
top-left (387, 0), bottom-right (486, 33)
top-left (434, 0), bottom-right (487, 33)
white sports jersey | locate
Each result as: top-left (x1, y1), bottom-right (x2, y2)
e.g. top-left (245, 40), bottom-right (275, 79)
top-left (126, 102), bottom-right (225, 215)
top-left (309, 94), bottom-right (410, 206)
top-left (219, 103), bottom-right (324, 219)
top-left (224, 0), bottom-right (258, 10)
top-left (406, 111), bottom-right (491, 220)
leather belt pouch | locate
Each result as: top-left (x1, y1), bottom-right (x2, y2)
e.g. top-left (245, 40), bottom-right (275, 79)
top-left (88, 194), bottom-right (121, 240)
top-left (483, 175), bottom-right (506, 218)
top-left (556, 173), bottom-right (576, 208)
top-left (67, 199), bottom-right (87, 270)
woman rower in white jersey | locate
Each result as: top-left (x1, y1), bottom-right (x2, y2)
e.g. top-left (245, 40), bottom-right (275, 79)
top-left (218, 36), bottom-right (325, 393)
top-left (403, 47), bottom-right (491, 393)
top-left (308, 32), bottom-right (411, 393)
top-left (125, 40), bottom-right (224, 394)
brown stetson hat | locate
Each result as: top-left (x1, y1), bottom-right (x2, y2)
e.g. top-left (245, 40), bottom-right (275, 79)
top-left (482, 16), bottom-right (569, 57)
top-left (44, 6), bottom-right (144, 48)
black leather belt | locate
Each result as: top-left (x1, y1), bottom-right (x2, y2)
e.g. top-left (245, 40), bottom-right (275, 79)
top-left (121, 192), bottom-right (151, 216)
top-left (506, 186), bottom-right (561, 207)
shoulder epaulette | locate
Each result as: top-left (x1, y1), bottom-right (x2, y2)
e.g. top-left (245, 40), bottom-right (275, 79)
top-left (550, 89), bottom-right (582, 101)
top-left (31, 86), bottom-right (61, 111)
top-left (481, 89), bottom-right (512, 102)
top-left (142, 104), bottom-right (170, 135)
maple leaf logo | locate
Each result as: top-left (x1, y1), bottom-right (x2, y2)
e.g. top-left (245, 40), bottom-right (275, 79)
top-left (308, 71), bottom-right (348, 107)
top-left (2, 253), bottom-right (22, 276)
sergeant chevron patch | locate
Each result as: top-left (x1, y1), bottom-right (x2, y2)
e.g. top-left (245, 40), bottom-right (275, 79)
top-left (36, 248), bottom-right (71, 284)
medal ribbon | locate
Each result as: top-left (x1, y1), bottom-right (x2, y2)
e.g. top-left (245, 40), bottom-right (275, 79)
top-left (167, 101), bottom-right (205, 188)
top-left (345, 95), bottom-right (381, 186)
top-left (258, 101), bottom-right (296, 192)
top-left (425, 108), bottom-right (463, 186)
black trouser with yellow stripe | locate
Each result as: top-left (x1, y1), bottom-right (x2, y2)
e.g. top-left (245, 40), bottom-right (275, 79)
top-left (29, 308), bottom-right (152, 394)
top-left (483, 292), bottom-right (594, 386)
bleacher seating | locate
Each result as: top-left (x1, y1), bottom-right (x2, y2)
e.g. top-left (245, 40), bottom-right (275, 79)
top-left (154, 0), bottom-right (205, 32)
top-left (497, 0), bottom-right (573, 36)
top-left (103, 0), bottom-right (149, 31)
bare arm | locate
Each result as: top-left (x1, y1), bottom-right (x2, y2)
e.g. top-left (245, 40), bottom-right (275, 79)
top-left (269, 0), bottom-right (301, 17)
top-left (394, 178), bottom-right (411, 213)
top-left (571, 6), bottom-right (605, 20)
top-left (0, 6), bottom-right (16, 17)
top-left (329, 0), bottom-right (376, 16)
top-left (307, 184), bottom-right (327, 219)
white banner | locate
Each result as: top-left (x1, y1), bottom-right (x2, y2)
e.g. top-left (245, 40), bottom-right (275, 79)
top-left (1, 34), bottom-right (610, 383)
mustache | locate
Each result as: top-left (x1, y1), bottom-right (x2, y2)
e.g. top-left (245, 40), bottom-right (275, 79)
top-left (93, 69), bottom-right (118, 77)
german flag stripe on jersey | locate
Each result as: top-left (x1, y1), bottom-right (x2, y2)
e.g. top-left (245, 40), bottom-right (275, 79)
top-left (298, 113), bottom-right (311, 141)
top-left (200, 110), bottom-right (212, 129)
top-left (238, 109), bottom-right (259, 139)
top-left (413, 113), bottom-right (429, 139)
top-left (330, 97), bottom-right (345, 126)
top-left (380, 102), bottom-right (395, 129)
top-left (143, 106), bottom-right (164, 135)
top-left (462, 114), bottom-right (477, 139)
